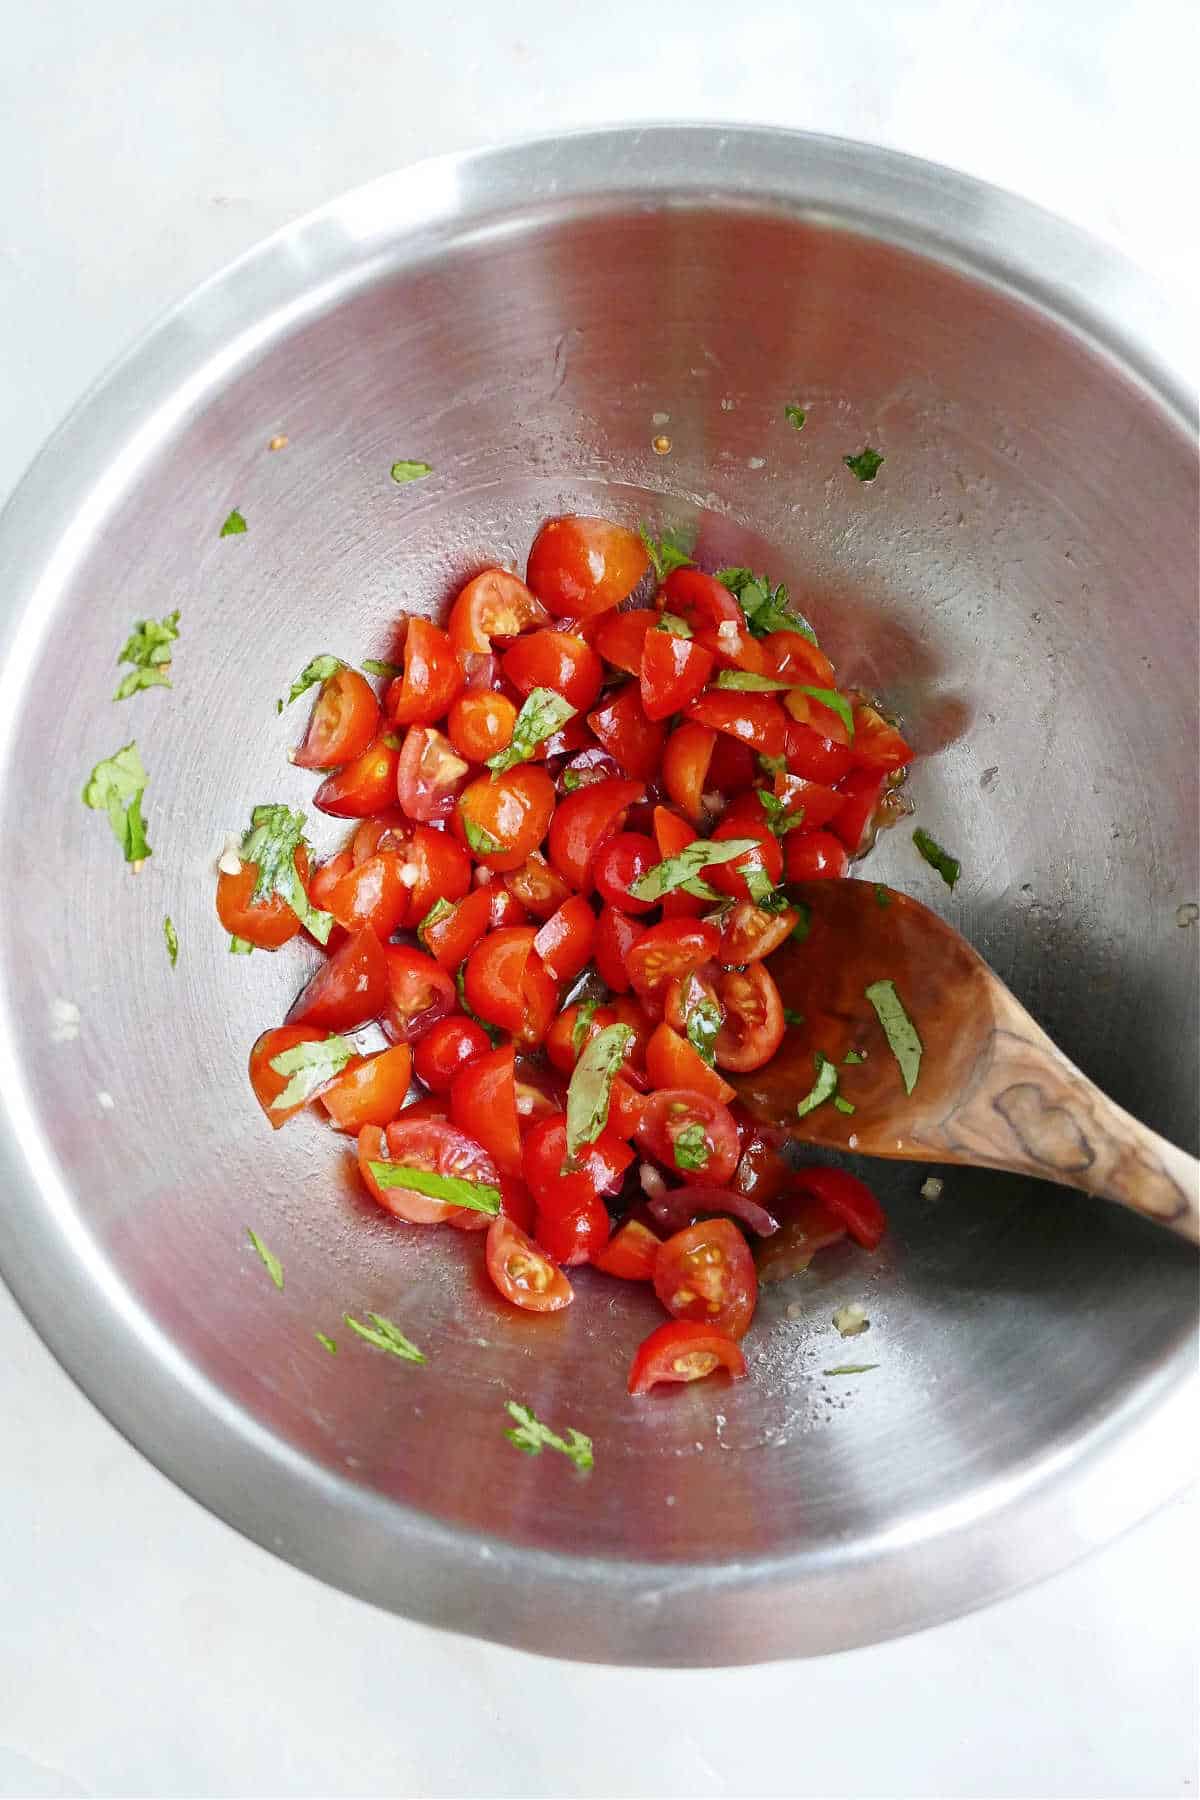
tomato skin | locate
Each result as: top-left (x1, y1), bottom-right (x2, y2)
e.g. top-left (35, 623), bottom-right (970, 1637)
top-left (502, 629), bottom-right (603, 711)
top-left (327, 854), bottom-right (410, 939)
top-left (628, 1319), bottom-right (747, 1394)
top-left (850, 703), bottom-right (913, 773)
top-left (593, 904), bottom-right (645, 993)
top-left (651, 807), bottom-right (705, 920)
top-left (522, 1114), bottom-right (634, 1216)
top-left (635, 1090), bottom-right (740, 1187)
top-left (386, 618), bottom-right (464, 727)
top-left (535, 1195), bottom-right (610, 1266)
top-left (784, 828), bottom-right (850, 881)
top-left (547, 776), bottom-right (643, 890)
top-left (793, 1167), bottom-right (887, 1251)
top-left (784, 718), bottom-right (855, 784)
top-left (830, 768), bottom-right (889, 855)
top-left (447, 690), bottom-right (517, 763)
top-left (448, 568), bottom-right (550, 656)
top-left (546, 1002), bottom-right (620, 1075)
top-left (587, 685), bottom-right (667, 783)
top-left (292, 668), bottom-right (381, 770)
top-left (593, 1218), bottom-right (661, 1280)
top-left (320, 1043), bottom-right (413, 1132)
top-left (718, 900), bottom-right (799, 964)
top-left (216, 853), bottom-right (308, 949)
top-left (450, 1044), bottom-right (523, 1177)
top-left (659, 567), bottom-right (742, 631)
top-left (626, 919), bottom-right (721, 1009)
top-left (413, 1015), bottom-right (492, 1093)
top-left (661, 721), bottom-right (715, 824)
top-left (503, 851), bottom-right (571, 921)
top-left (463, 927), bottom-right (535, 1033)
top-left (591, 831), bottom-right (657, 914)
top-left (485, 1217), bottom-right (574, 1312)
top-left (380, 944), bottom-right (458, 1044)
top-left (418, 884), bottom-right (492, 969)
top-left (308, 850), bottom-right (354, 915)
top-left (708, 809), bottom-right (784, 902)
top-left (706, 735), bottom-right (757, 796)
top-left (640, 627), bottom-right (714, 720)
top-left (771, 771), bottom-right (844, 832)
top-left (455, 765), bottom-right (557, 873)
top-left (250, 1025), bottom-right (353, 1127)
top-left (644, 1023), bottom-right (736, 1105)
top-left (313, 736), bottom-right (402, 818)
top-left (759, 630), bottom-right (837, 690)
top-left (396, 825), bottom-right (472, 928)
top-left (594, 609), bottom-right (653, 675)
top-left (686, 692), bottom-right (787, 761)
top-left (395, 726), bottom-right (470, 823)
top-left (783, 686), bottom-right (852, 746)
top-left (654, 1217), bottom-right (757, 1339)
top-left (526, 516), bottom-right (650, 619)
top-left (358, 1117), bottom-right (501, 1226)
top-left (607, 1074), bottom-right (649, 1140)
top-left (532, 895), bottom-right (596, 984)
top-left (713, 962), bottom-right (785, 1073)
top-left (287, 926), bottom-right (389, 1032)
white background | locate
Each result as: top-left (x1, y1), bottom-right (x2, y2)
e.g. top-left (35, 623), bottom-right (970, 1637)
top-left (1, 3), bottom-right (1197, 1795)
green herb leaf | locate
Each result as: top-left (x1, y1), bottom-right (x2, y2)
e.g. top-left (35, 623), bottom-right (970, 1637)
top-left (417, 896), bottom-right (455, 948)
top-left (390, 461), bottom-right (433, 485)
top-left (268, 1033), bottom-right (354, 1110)
top-left (874, 884), bottom-right (892, 908)
top-left (638, 525), bottom-right (694, 583)
top-left (361, 659), bottom-right (403, 679)
top-left (486, 687), bottom-right (576, 774)
top-left (219, 508), bottom-right (247, 536)
top-left (629, 837), bottom-right (760, 904)
top-left (163, 915), bottom-right (179, 968)
top-left (246, 1228), bottom-right (283, 1290)
top-left (843, 1049), bottom-right (865, 1065)
top-left (672, 1122), bottom-right (710, 1171)
top-left (114, 609), bottom-right (180, 700)
top-left (913, 827), bottom-right (961, 890)
top-left (784, 403), bottom-right (807, 431)
top-left (571, 996), bottom-right (602, 1054)
top-left (844, 447), bottom-right (884, 483)
top-left (315, 1333), bottom-right (338, 1354)
top-left (865, 978), bottom-right (922, 1095)
top-left (758, 752), bottom-right (787, 778)
top-left (684, 994), bottom-right (722, 1067)
top-left (566, 1023), bottom-right (634, 1158)
top-left (796, 1051), bottom-right (840, 1119)
top-left (82, 742), bottom-right (152, 863)
top-left (783, 1007), bottom-right (805, 1027)
top-left (833, 1095), bottom-right (856, 1115)
top-left (285, 654), bottom-right (343, 706)
top-left (791, 900), bottom-right (812, 942)
top-left (238, 804), bottom-right (334, 943)
top-left (794, 687), bottom-right (855, 739)
top-left (743, 866), bottom-right (777, 904)
top-left (343, 1312), bottom-right (425, 1362)
top-left (504, 1401), bottom-right (593, 1471)
top-left (113, 667), bottom-right (170, 700)
top-left (715, 671), bottom-right (793, 692)
top-left (561, 768), bottom-right (583, 792)
top-left (461, 814), bottom-right (505, 856)
top-left (714, 567), bottom-right (819, 646)
top-left (367, 1162), bottom-right (501, 1216)
top-left (655, 611), bottom-right (693, 638)
top-left (229, 934), bottom-right (254, 955)
top-left (823, 1363), bottom-right (879, 1376)
top-left (758, 791), bottom-right (807, 837)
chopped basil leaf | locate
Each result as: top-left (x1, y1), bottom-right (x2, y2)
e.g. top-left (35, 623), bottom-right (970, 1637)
top-left (794, 687), bottom-right (855, 739)
top-left (865, 978), bottom-right (922, 1094)
top-left (566, 1023), bottom-right (633, 1158)
top-left (681, 876), bottom-right (723, 900)
top-left (673, 1121), bottom-right (710, 1171)
top-left (743, 866), bottom-right (777, 904)
top-left (796, 1051), bottom-right (840, 1119)
top-left (315, 1333), bottom-right (338, 1354)
top-left (114, 610), bottom-right (180, 700)
top-left (784, 403), bottom-right (807, 431)
top-left (229, 934), bottom-right (254, 955)
top-left (487, 687), bottom-right (576, 774)
top-left (758, 791), bottom-right (806, 836)
top-left (268, 1033), bottom-right (354, 1110)
top-left (913, 827), bottom-right (961, 890)
top-left (685, 994), bottom-right (722, 1067)
top-left (790, 900), bottom-right (812, 942)
top-left (823, 1363), bottom-right (879, 1376)
top-left (844, 447), bottom-right (884, 483)
top-left (238, 803), bottom-right (334, 943)
top-left (874, 884), bottom-right (892, 908)
top-left (461, 814), bottom-right (505, 856)
top-left (163, 915), bottom-right (179, 968)
top-left (715, 670), bottom-right (792, 692)
top-left (343, 1312), bottom-right (425, 1362)
top-left (82, 742), bottom-right (152, 864)
top-left (638, 525), bottom-right (694, 583)
top-left (758, 752), bottom-right (787, 778)
top-left (390, 461), bottom-right (433, 485)
top-left (382, 732), bottom-right (404, 750)
top-left (368, 1162), bottom-right (501, 1215)
top-left (285, 654), bottom-right (342, 706)
top-left (629, 837), bottom-right (759, 903)
top-left (783, 1007), bottom-right (805, 1027)
top-left (833, 1095), bottom-right (856, 1115)
top-left (844, 1049), bottom-right (865, 1065)
top-left (504, 1401), bottom-right (593, 1471)
top-left (417, 896), bottom-right (455, 947)
top-left (219, 508), bottom-right (247, 536)
top-left (714, 567), bottom-right (819, 646)
top-left (113, 667), bottom-right (171, 702)
top-left (361, 659), bottom-right (403, 679)
top-left (655, 611), bottom-right (693, 638)
top-left (561, 768), bottom-right (583, 792)
top-left (571, 997), bottom-right (602, 1054)
top-left (246, 1228), bottom-right (283, 1290)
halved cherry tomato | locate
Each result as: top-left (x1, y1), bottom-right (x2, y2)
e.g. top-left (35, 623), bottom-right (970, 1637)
top-left (503, 851), bottom-right (572, 920)
top-left (526, 516), bottom-right (650, 619)
top-left (523, 1114), bottom-right (633, 1215)
top-left (782, 686), bottom-right (852, 746)
top-left (759, 630), bottom-right (836, 690)
top-left (593, 904), bottom-right (645, 993)
top-left (626, 920), bottom-right (721, 1009)
top-left (594, 609), bottom-right (653, 675)
top-left (718, 900), bottom-right (799, 963)
top-left (380, 945), bottom-right (457, 1044)
top-left (287, 926), bottom-right (389, 1032)
top-left (447, 568), bottom-right (550, 656)
top-left (417, 884), bottom-right (492, 969)
top-left (395, 726), bottom-right (470, 823)
top-left (249, 1025), bottom-right (355, 1128)
top-left (293, 667), bottom-right (381, 770)
top-left (359, 1117), bottom-right (500, 1226)
top-left (628, 1319), bottom-right (747, 1394)
top-left (659, 567), bottom-right (743, 632)
top-left (455, 765), bottom-right (557, 873)
top-left (850, 703), bottom-right (913, 773)
top-left (608, 1074), bottom-right (649, 1139)
top-left (644, 1023), bottom-right (736, 1106)
top-left (502, 629), bottom-right (603, 711)
top-left (216, 847), bottom-right (310, 950)
top-left (731, 1121), bottom-right (793, 1209)
top-left (555, 745), bottom-right (622, 795)
top-left (686, 692), bottom-right (786, 761)
top-left (587, 685), bottom-right (667, 782)
top-left (394, 1094), bottom-right (450, 1123)
top-left (413, 1015), bottom-right (492, 1093)
top-left (395, 824), bottom-right (472, 927)
top-left (386, 619), bottom-right (464, 727)
top-left (313, 736), bottom-right (401, 818)
top-left (708, 809), bottom-right (783, 902)
top-left (830, 768), bottom-right (889, 855)
top-left (591, 831), bottom-right (657, 914)
top-left (755, 1195), bottom-right (846, 1282)
top-left (653, 1217), bottom-right (757, 1339)
top-left (771, 771), bottom-right (844, 832)
top-left (694, 616), bottom-right (768, 675)
top-left (535, 1195), bottom-right (610, 1266)
top-left (463, 927), bottom-right (535, 1031)
top-left (713, 962), bottom-right (785, 1072)
top-left (487, 883), bottom-right (529, 929)
top-left (635, 1090), bottom-right (740, 1187)
top-left (327, 854), bottom-right (409, 939)
top-left (651, 806), bottom-right (705, 920)
top-left (640, 625), bottom-right (714, 720)
top-left (792, 1167), bottom-right (887, 1251)
top-left (783, 718), bottom-right (855, 784)
top-left (547, 1003), bottom-right (619, 1075)
top-left (450, 1043), bottom-right (522, 1177)
top-left (308, 850), bottom-right (354, 913)
top-left (446, 690), bottom-right (517, 763)
top-left (547, 776), bottom-right (642, 890)
top-left (320, 1043), bottom-right (413, 1132)
top-left (661, 721), bottom-right (715, 823)
top-left (785, 829), bottom-right (850, 881)
top-left (485, 1216), bottom-right (573, 1312)
top-left (350, 817), bottom-right (407, 863)
top-left (707, 735), bottom-right (757, 795)
top-left (533, 895), bottom-right (596, 984)
top-left (593, 1218), bottom-right (661, 1280)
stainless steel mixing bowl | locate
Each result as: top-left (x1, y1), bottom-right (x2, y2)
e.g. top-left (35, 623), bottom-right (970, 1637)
top-left (0, 127), bottom-right (1195, 1666)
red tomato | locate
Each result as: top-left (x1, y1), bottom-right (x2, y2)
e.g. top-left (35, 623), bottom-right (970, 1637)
top-left (713, 963), bottom-right (785, 1072)
top-left (350, 817), bottom-right (406, 864)
top-left (450, 1044), bottom-right (523, 1177)
top-left (326, 854), bottom-right (409, 939)
top-left (850, 703), bottom-right (913, 773)
top-left (644, 1022), bottom-right (736, 1106)
top-left (708, 809), bottom-right (784, 902)
top-left (830, 768), bottom-right (889, 855)
top-left (650, 806), bottom-right (704, 920)
top-left (526, 516), bottom-right (650, 619)
top-left (386, 618), bottom-right (464, 727)
top-left (535, 1195), bottom-right (610, 1266)
top-left (659, 567), bottom-right (742, 631)
top-left (463, 927), bottom-right (534, 1032)
top-left (635, 1090), bottom-right (740, 1187)
top-left (755, 1196), bottom-right (847, 1282)
top-left (287, 926), bottom-right (389, 1032)
top-left (718, 900), bottom-right (799, 964)
top-left (358, 1117), bottom-right (500, 1226)
top-left (686, 692), bottom-right (786, 760)
top-left (546, 1003), bottom-right (621, 1075)
top-left (485, 1217), bottom-right (573, 1312)
top-left (785, 828), bottom-right (850, 880)
top-left (413, 1015), bottom-right (492, 1093)
top-left (628, 1320), bottom-right (747, 1394)
top-left (593, 1218), bottom-right (661, 1281)
top-left (759, 630), bottom-right (837, 690)
top-left (396, 824), bottom-right (472, 928)
top-left (502, 851), bottom-right (571, 920)
top-left (455, 766), bottom-right (557, 873)
top-left (417, 884), bottom-right (491, 969)
top-left (532, 895), bottom-right (596, 984)
top-left (653, 1217), bottom-right (757, 1339)
top-left (556, 745), bottom-right (622, 796)
top-left (784, 718), bottom-right (855, 784)
top-left (607, 1075), bottom-right (649, 1140)
top-left (547, 776), bottom-right (642, 890)
top-left (594, 609), bottom-right (653, 675)
top-left (292, 668), bottom-right (381, 770)
top-left (694, 617), bottom-right (767, 675)
top-left (395, 1094), bottom-right (450, 1123)
top-left (591, 831), bottom-right (657, 914)
top-left (793, 1167), bottom-right (887, 1251)
top-left (707, 734), bottom-right (757, 796)
top-left (447, 690), bottom-right (517, 763)
top-left (640, 626), bottom-right (714, 720)
top-left (249, 1025), bottom-right (354, 1128)
top-left (784, 687), bottom-right (852, 746)
top-left (447, 568), bottom-right (550, 655)
top-left (216, 850), bottom-right (308, 950)
top-left (502, 629), bottom-right (603, 711)
top-left (661, 721), bottom-right (715, 823)
top-left (313, 736), bottom-right (401, 818)
top-left (380, 945), bottom-right (458, 1044)
top-left (587, 685), bottom-right (667, 782)
top-left (626, 920), bottom-right (721, 1009)
top-left (319, 1044), bottom-right (412, 1132)
top-left (308, 850), bottom-right (354, 914)
top-left (771, 771), bottom-right (844, 832)
top-left (609, 993), bottom-right (655, 1068)
top-left (593, 904), bottom-right (645, 993)
top-left (522, 1114), bottom-right (633, 1215)
top-left (395, 726), bottom-right (470, 823)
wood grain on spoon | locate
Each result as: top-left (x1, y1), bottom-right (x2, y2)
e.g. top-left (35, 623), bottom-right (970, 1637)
top-left (735, 879), bottom-right (1199, 1243)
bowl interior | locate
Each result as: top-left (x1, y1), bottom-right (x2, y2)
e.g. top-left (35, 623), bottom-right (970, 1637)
top-left (0, 134), bottom-right (1195, 1662)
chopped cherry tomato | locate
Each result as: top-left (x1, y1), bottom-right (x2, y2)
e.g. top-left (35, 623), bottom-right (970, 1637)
top-left (640, 625), bottom-right (714, 720)
top-left (395, 824), bottom-right (472, 927)
top-left (395, 1093), bottom-right (451, 1123)
top-left (533, 895), bottom-right (596, 984)
top-left (359, 1117), bottom-right (500, 1226)
top-left (293, 667), bottom-right (381, 770)
top-left (216, 847), bottom-right (309, 950)
top-left (380, 945), bottom-right (458, 1044)
top-left (755, 1196), bottom-right (846, 1282)
top-left (313, 735), bottom-right (401, 818)
top-left (450, 1043), bottom-right (523, 1177)
top-left (350, 817), bottom-right (407, 863)
top-left (607, 1074), bottom-right (649, 1139)
top-left (686, 692), bottom-right (787, 761)
top-left (594, 609), bottom-right (653, 674)
top-left (503, 629), bottom-right (603, 711)
top-left (308, 850), bottom-right (354, 915)
top-left (413, 1015), bottom-right (493, 1093)
top-left (771, 771), bottom-right (844, 831)
top-left (395, 726), bottom-right (470, 823)
top-left (713, 963), bottom-right (785, 1072)
top-left (417, 884), bottom-right (492, 968)
top-left (659, 567), bottom-right (742, 632)
top-left (628, 1319), bottom-right (747, 1393)
top-left (526, 516), bottom-right (650, 619)
top-left (783, 686), bottom-right (852, 746)
top-left (487, 883), bottom-right (528, 929)
top-left (593, 1218), bottom-right (661, 1281)
top-left (326, 853), bottom-right (410, 939)
top-left (635, 1090), bottom-right (740, 1187)
top-left (547, 776), bottom-right (642, 890)
top-left (830, 768), bottom-right (889, 855)
top-left (485, 1217), bottom-right (573, 1312)
top-left (447, 568), bottom-right (550, 655)
top-left (653, 1217), bottom-right (757, 1339)
top-left (555, 745), bottom-right (622, 795)
top-left (464, 927), bottom-right (536, 1032)
top-left (535, 1195), bottom-right (610, 1266)
top-left (320, 1044), bottom-right (413, 1132)
top-left (593, 903), bottom-right (645, 993)
top-left (660, 721), bottom-right (715, 823)
top-left (850, 703), bottom-right (913, 773)
top-left (708, 808), bottom-right (783, 902)
top-left (792, 1167), bottom-right (887, 1251)
top-left (287, 926), bottom-right (389, 1032)
top-left (644, 1023), bottom-right (736, 1106)
top-left (592, 831), bottom-right (658, 914)
top-left (547, 1002), bottom-right (631, 1075)
top-left (651, 806), bottom-right (705, 920)
top-left (523, 1114), bottom-right (633, 1216)
top-left (455, 765), bottom-right (557, 873)
top-left (783, 718), bottom-right (855, 784)
top-left (587, 685), bottom-right (667, 782)
top-left (694, 615), bottom-right (767, 675)
top-left (759, 630), bottom-right (836, 689)
top-left (731, 1122), bottom-right (793, 1208)
top-left (706, 734), bottom-right (757, 796)
top-left (387, 618), bottom-right (464, 727)
top-left (626, 919), bottom-right (721, 1009)
top-left (502, 851), bottom-right (571, 920)
top-left (718, 900), bottom-right (799, 963)
top-left (446, 690), bottom-right (517, 763)
top-left (250, 1025), bottom-right (355, 1128)
top-left (784, 828), bottom-right (850, 881)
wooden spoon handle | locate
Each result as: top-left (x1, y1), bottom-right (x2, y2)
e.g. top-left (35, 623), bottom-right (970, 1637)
top-left (930, 990), bottom-right (1199, 1242)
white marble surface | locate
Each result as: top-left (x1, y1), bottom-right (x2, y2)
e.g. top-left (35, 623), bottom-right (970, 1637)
top-left (1, 2), bottom-right (1196, 1795)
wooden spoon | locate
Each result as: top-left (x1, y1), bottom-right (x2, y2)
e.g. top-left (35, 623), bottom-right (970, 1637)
top-left (734, 879), bottom-right (1199, 1243)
